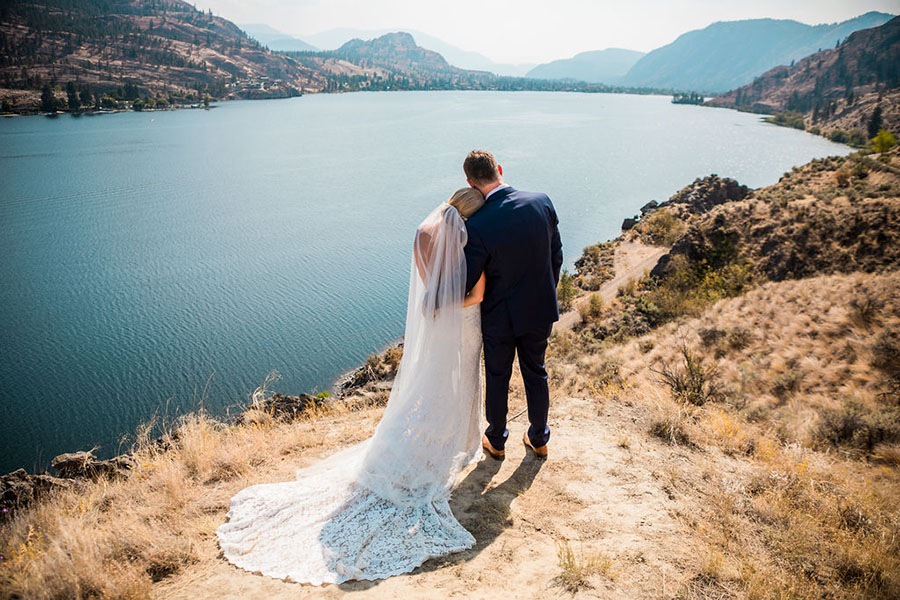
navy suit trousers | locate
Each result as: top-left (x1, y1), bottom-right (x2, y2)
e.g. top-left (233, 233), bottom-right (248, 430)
top-left (483, 312), bottom-right (553, 451)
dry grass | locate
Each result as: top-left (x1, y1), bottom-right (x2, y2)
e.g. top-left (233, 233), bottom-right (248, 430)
top-left (0, 387), bottom-right (381, 600)
top-left (554, 539), bottom-right (616, 593)
top-left (609, 270), bottom-right (900, 599)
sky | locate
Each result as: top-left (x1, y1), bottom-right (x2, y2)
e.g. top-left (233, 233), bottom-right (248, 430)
top-left (191, 0), bottom-right (899, 64)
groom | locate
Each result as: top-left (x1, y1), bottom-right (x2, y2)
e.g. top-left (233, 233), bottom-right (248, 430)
top-left (462, 150), bottom-right (563, 460)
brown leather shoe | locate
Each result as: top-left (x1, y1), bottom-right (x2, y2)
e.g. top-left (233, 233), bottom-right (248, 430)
top-left (482, 434), bottom-right (505, 460)
top-left (523, 431), bottom-right (548, 459)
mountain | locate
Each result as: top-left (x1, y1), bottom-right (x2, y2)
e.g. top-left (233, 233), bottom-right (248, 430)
top-left (708, 16), bottom-right (900, 138)
top-left (334, 32), bottom-right (459, 78)
top-left (239, 23), bottom-right (317, 52)
top-left (305, 27), bottom-right (534, 76)
top-left (623, 11), bottom-right (895, 93)
top-left (0, 0), bottom-right (360, 110)
top-left (526, 48), bottom-right (645, 84)
top-left (294, 32), bottom-right (640, 93)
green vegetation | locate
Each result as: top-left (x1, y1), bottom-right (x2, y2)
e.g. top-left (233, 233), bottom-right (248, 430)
top-left (573, 241), bottom-right (615, 290)
top-left (872, 129), bottom-right (897, 154)
top-left (637, 208), bottom-right (686, 245)
top-left (764, 111), bottom-right (805, 130)
top-left (557, 270), bottom-right (577, 312)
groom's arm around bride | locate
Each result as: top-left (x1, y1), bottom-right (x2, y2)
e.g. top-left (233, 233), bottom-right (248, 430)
top-left (461, 150), bottom-right (562, 458)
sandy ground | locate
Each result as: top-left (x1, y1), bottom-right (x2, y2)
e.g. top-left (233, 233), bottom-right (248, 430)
top-left (154, 240), bottom-right (697, 599)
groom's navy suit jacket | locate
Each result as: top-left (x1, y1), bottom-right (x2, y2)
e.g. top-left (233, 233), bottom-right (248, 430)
top-left (463, 186), bottom-right (563, 336)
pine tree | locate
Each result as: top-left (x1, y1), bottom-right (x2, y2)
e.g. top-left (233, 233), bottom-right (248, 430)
top-left (65, 81), bottom-right (80, 111)
top-left (867, 104), bottom-right (883, 139)
top-left (40, 83), bottom-right (56, 112)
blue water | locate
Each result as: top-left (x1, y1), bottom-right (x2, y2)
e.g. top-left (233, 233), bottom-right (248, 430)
top-left (0, 91), bottom-right (849, 473)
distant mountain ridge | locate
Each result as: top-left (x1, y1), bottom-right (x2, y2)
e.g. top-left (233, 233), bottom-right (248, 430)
top-left (708, 16), bottom-right (900, 137)
top-left (334, 32), bottom-right (459, 78)
top-left (304, 27), bottom-right (534, 76)
top-left (526, 48), bottom-right (645, 84)
top-left (240, 23), bottom-right (317, 52)
top-left (623, 11), bottom-right (895, 93)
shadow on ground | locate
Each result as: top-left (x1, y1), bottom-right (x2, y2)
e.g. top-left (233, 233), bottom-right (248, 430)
top-left (338, 454), bottom-right (544, 592)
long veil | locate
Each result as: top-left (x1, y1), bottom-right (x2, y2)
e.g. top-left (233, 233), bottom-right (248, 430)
top-left (288, 201), bottom-right (473, 498)
top-left (214, 201), bottom-right (480, 584)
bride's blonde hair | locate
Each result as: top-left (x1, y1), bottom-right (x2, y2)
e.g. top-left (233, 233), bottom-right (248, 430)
top-left (448, 187), bottom-right (485, 220)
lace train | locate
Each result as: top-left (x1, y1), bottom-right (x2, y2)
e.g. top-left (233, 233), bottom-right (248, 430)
top-left (216, 304), bottom-right (484, 584)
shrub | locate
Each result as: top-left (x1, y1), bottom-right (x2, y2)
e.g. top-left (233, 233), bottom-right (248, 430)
top-left (652, 344), bottom-right (722, 406)
top-left (639, 208), bottom-right (686, 245)
top-left (829, 129), bottom-right (849, 144)
top-left (814, 400), bottom-right (900, 452)
top-left (872, 129), bottom-right (897, 154)
top-left (557, 269), bottom-right (577, 311)
top-left (578, 293), bottom-right (604, 323)
top-left (834, 169), bottom-right (851, 187)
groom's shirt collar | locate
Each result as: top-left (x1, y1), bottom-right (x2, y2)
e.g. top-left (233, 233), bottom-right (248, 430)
top-left (484, 183), bottom-right (510, 200)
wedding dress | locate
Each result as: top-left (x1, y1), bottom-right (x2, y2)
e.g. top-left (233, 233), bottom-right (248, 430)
top-left (216, 202), bottom-right (484, 584)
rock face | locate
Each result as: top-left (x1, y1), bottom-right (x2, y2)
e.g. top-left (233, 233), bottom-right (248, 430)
top-left (50, 450), bottom-right (137, 480)
top-left (659, 175), bottom-right (750, 216)
top-left (1, 469), bottom-right (77, 520)
top-left (622, 217), bottom-right (638, 230)
top-left (237, 392), bottom-right (327, 423)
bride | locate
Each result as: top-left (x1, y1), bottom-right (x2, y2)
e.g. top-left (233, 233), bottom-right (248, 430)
top-left (216, 187), bottom-right (488, 585)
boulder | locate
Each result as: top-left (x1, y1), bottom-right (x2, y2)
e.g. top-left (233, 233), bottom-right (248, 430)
top-left (238, 392), bottom-right (325, 423)
top-left (1, 468), bottom-right (75, 520)
top-left (622, 217), bottom-right (638, 231)
top-left (640, 200), bottom-right (658, 214)
top-left (666, 175), bottom-right (749, 215)
top-left (50, 450), bottom-right (137, 480)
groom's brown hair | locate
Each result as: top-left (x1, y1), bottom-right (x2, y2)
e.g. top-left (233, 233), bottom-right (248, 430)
top-left (463, 150), bottom-right (500, 186)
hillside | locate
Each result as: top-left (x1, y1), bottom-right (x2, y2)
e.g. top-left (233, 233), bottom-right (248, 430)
top-left (708, 16), bottom-right (900, 140)
top-left (525, 48), bottom-right (645, 84)
top-left (302, 27), bottom-right (535, 76)
top-left (0, 0), bottom-right (355, 110)
top-left (622, 11), bottom-right (894, 93)
top-left (2, 149), bottom-right (899, 599)
top-left (290, 32), bottom-right (661, 93)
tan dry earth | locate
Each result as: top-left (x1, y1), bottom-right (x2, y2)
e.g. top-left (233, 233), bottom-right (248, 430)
top-left (154, 240), bottom-right (703, 600)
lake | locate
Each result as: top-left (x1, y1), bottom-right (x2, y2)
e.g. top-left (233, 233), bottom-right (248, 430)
top-left (0, 91), bottom-right (850, 473)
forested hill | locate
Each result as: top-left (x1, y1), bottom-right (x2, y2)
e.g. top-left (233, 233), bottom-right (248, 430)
top-left (708, 16), bottom-right (900, 140)
top-left (288, 32), bottom-right (666, 93)
top-left (0, 0), bottom-right (349, 110)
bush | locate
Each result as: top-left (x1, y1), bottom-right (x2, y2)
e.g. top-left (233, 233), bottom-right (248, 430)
top-left (578, 293), bottom-right (604, 323)
top-left (872, 129), bottom-right (897, 154)
top-left (814, 400), bottom-right (900, 452)
top-left (639, 208), bottom-right (686, 245)
top-left (829, 129), bottom-right (849, 144)
top-left (652, 344), bottom-right (722, 406)
top-left (557, 269), bottom-right (577, 311)
top-left (574, 242), bottom-right (615, 290)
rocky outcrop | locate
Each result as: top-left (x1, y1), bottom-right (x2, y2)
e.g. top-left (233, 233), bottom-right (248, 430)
top-left (50, 450), bottom-right (137, 480)
top-left (659, 175), bottom-right (750, 216)
top-left (237, 392), bottom-right (327, 423)
top-left (1, 469), bottom-right (79, 520)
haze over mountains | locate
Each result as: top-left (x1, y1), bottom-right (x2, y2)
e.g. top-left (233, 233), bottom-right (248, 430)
top-left (246, 26), bottom-right (535, 76)
top-left (525, 48), bottom-right (645, 84)
top-left (709, 16), bottom-right (900, 136)
top-left (622, 11), bottom-right (894, 93)
top-left (240, 11), bottom-right (894, 93)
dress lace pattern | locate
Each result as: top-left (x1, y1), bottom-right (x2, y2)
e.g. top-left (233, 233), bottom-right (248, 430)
top-left (216, 303), bottom-right (484, 584)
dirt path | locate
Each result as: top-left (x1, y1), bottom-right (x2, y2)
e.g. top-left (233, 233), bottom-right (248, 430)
top-left (555, 240), bottom-right (669, 332)
top-left (153, 240), bottom-right (696, 600)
